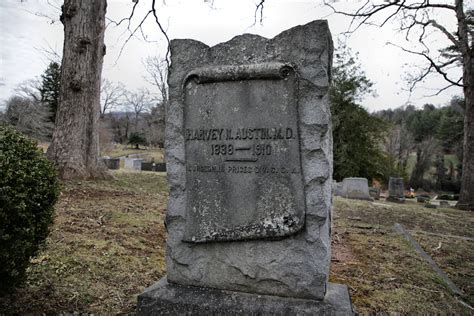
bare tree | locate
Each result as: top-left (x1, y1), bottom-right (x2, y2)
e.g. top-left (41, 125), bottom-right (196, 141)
top-left (14, 79), bottom-right (42, 102)
top-left (385, 123), bottom-right (413, 171)
top-left (326, 0), bottom-right (473, 210)
top-left (125, 88), bottom-right (154, 131)
top-left (143, 56), bottom-right (168, 108)
top-left (47, 0), bottom-right (108, 180)
top-left (4, 96), bottom-right (53, 140)
top-left (100, 79), bottom-right (125, 117)
top-left (409, 137), bottom-right (440, 189)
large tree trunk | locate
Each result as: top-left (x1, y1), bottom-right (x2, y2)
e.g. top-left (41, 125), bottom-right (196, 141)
top-left (47, 0), bottom-right (109, 180)
top-left (456, 0), bottom-right (473, 210)
top-left (457, 57), bottom-right (474, 210)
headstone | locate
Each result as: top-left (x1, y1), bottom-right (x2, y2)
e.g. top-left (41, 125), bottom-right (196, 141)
top-left (333, 180), bottom-right (344, 197)
top-left (124, 158), bottom-right (134, 169)
top-left (141, 162), bottom-right (167, 172)
top-left (387, 177), bottom-right (405, 203)
top-left (137, 21), bottom-right (354, 315)
top-left (141, 162), bottom-right (154, 171)
top-left (341, 177), bottom-right (372, 201)
top-left (155, 162), bottom-right (166, 172)
top-left (132, 159), bottom-right (143, 171)
top-left (439, 200), bottom-right (450, 207)
top-left (124, 158), bottom-right (143, 171)
top-left (369, 187), bottom-right (381, 200)
top-left (102, 158), bottom-right (120, 170)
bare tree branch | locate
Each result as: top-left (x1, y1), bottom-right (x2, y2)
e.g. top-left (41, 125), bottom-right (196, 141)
top-left (389, 42), bottom-right (463, 87)
top-left (100, 79), bottom-right (126, 117)
top-left (143, 56), bottom-right (168, 107)
top-left (254, 0), bottom-right (265, 25)
top-left (125, 88), bottom-right (155, 131)
top-left (151, 0), bottom-right (171, 65)
top-left (108, 0), bottom-right (171, 66)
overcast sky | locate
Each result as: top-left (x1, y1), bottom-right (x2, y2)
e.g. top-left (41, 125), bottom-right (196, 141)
top-left (0, 0), bottom-right (468, 112)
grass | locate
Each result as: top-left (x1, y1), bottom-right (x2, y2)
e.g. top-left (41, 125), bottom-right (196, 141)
top-left (102, 144), bottom-right (164, 162)
top-left (0, 170), bottom-right (168, 314)
top-left (330, 197), bottom-right (473, 314)
top-left (0, 173), bottom-right (472, 314)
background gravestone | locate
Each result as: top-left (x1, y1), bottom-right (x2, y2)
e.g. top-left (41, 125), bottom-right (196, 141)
top-left (102, 158), bottom-right (120, 170)
top-left (341, 177), bottom-right (372, 201)
top-left (387, 177), bottom-right (405, 203)
top-left (333, 180), bottom-right (344, 197)
top-left (138, 21), bottom-right (353, 315)
top-left (369, 187), bottom-right (381, 200)
top-left (124, 158), bottom-right (143, 171)
top-left (141, 162), bottom-right (154, 171)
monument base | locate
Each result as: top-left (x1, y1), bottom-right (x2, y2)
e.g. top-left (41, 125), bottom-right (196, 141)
top-left (137, 277), bottom-right (355, 315)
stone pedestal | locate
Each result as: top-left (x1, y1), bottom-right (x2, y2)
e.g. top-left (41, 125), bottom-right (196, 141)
top-left (137, 278), bottom-right (354, 315)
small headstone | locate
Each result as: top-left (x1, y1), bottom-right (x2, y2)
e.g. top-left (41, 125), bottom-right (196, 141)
top-left (124, 158), bottom-right (143, 171)
top-left (132, 159), bottom-right (143, 171)
top-left (369, 187), bottom-right (381, 200)
top-left (439, 200), bottom-right (450, 207)
top-left (386, 177), bottom-right (405, 203)
top-left (141, 162), bottom-right (154, 171)
top-left (137, 21), bottom-right (354, 315)
top-left (102, 158), bottom-right (120, 170)
top-left (141, 162), bottom-right (167, 172)
top-left (333, 180), bottom-right (344, 197)
top-left (155, 162), bottom-right (166, 172)
top-left (341, 177), bottom-right (372, 201)
top-left (124, 158), bottom-right (134, 169)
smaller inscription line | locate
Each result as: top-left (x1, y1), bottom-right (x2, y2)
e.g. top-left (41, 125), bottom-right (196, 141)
top-left (225, 158), bottom-right (258, 162)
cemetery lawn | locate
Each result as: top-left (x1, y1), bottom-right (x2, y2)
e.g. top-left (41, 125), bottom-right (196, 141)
top-left (1, 172), bottom-right (472, 314)
top-left (102, 145), bottom-right (164, 162)
top-left (0, 170), bottom-right (168, 314)
top-left (331, 197), bottom-right (474, 314)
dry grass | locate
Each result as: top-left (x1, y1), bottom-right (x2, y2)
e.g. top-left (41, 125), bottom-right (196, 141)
top-left (1, 174), bottom-right (472, 314)
top-left (330, 197), bottom-right (473, 314)
top-left (0, 170), bottom-right (168, 314)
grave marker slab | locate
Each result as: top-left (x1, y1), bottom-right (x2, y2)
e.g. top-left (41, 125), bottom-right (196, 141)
top-left (138, 20), bottom-right (354, 315)
top-left (341, 177), bottom-right (372, 201)
top-left (103, 158), bottom-right (120, 170)
top-left (387, 177), bottom-right (405, 203)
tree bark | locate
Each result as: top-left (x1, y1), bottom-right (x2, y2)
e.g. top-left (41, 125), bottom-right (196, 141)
top-left (458, 56), bottom-right (473, 210)
top-left (47, 0), bottom-right (109, 180)
top-left (456, 0), bottom-right (473, 210)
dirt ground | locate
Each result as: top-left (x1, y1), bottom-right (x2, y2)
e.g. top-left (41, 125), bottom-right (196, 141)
top-left (0, 173), bottom-right (472, 314)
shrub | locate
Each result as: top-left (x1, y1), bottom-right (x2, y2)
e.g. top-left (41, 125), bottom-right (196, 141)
top-left (128, 132), bottom-right (148, 149)
top-left (0, 125), bottom-right (59, 293)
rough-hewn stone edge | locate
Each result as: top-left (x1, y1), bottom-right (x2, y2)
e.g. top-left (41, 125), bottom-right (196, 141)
top-left (163, 20), bottom-right (333, 299)
top-left (137, 277), bottom-right (355, 316)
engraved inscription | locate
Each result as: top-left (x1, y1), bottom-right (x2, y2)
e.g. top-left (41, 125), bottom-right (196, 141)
top-left (183, 63), bottom-right (305, 243)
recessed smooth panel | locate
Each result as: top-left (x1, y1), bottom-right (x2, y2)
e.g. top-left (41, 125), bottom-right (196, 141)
top-left (183, 64), bottom-right (305, 242)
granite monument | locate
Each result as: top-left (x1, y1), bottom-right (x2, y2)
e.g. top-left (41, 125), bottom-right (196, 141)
top-left (137, 20), bottom-right (354, 315)
top-left (387, 177), bottom-right (405, 203)
top-left (341, 177), bottom-right (372, 201)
